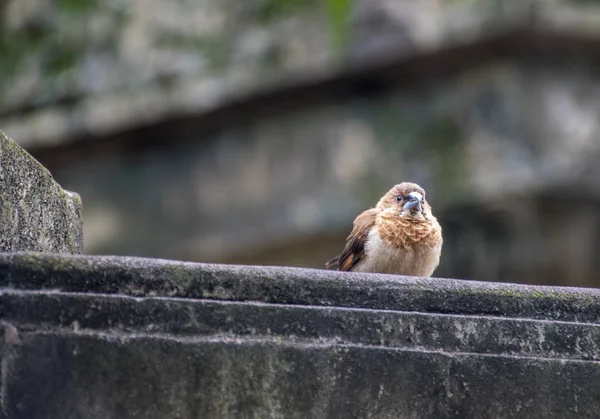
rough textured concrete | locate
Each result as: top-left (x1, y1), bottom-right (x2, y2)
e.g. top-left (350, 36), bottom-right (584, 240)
top-left (0, 132), bottom-right (83, 254)
top-left (2, 253), bottom-right (600, 418)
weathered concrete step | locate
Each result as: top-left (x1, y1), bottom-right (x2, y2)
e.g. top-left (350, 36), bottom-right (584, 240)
top-left (2, 253), bottom-right (600, 418)
top-left (2, 252), bottom-right (600, 322)
top-left (4, 331), bottom-right (600, 419)
top-left (3, 290), bottom-right (600, 361)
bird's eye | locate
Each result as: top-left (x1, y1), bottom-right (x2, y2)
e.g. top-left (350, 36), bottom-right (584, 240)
top-left (396, 196), bottom-right (403, 202)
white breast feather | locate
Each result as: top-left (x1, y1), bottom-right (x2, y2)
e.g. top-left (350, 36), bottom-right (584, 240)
top-left (353, 227), bottom-right (441, 277)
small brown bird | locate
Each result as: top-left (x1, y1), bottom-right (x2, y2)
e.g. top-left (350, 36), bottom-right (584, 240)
top-left (326, 182), bottom-right (442, 276)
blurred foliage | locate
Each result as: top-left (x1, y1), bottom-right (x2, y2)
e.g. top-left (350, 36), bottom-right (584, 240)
top-left (0, 0), bottom-right (354, 89)
top-left (257, 0), bottom-right (316, 22)
top-left (324, 0), bottom-right (352, 55)
top-left (257, 0), bottom-right (352, 54)
top-left (57, 0), bottom-right (97, 13)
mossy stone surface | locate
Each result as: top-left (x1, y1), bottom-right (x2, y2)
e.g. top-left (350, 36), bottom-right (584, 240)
top-left (3, 253), bottom-right (600, 417)
top-left (0, 253), bottom-right (600, 419)
top-left (0, 131), bottom-right (83, 253)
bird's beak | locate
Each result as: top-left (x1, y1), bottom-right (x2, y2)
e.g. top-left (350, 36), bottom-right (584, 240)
top-left (403, 192), bottom-right (423, 213)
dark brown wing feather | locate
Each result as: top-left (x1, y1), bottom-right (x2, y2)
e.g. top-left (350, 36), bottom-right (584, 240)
top-left (325, 208), bottom-right (377, 271)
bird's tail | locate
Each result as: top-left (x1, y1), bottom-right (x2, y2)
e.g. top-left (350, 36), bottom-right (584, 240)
top-left (325, 256), bottom-right (339, 270)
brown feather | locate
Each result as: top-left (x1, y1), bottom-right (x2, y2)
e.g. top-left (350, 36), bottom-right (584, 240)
top-left (377, 206), bottom-right (442, 249)
top-left (326, 208), bottom-right (377, 271)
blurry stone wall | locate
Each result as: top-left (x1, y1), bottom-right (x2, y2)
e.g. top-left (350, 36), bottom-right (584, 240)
top-left (2, 0), bottom-right (600, 287)
top-left (0, 0), bottom-right (531, 146)
top-left (30, 55), bottom-right (600, 288)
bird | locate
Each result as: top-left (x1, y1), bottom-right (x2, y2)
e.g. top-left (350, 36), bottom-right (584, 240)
top-left (326, 182), bottom-right (442, 277)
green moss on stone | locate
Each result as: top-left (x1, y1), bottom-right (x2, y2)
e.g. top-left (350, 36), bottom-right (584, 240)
top-left (1, 199), bottom-right (13, 223)
top-left (485, 288), bottom-right (528, 299)
top-left (164, 264), bottom-right (196, 288)
top-left (65, 229), bottom-right (78, 254)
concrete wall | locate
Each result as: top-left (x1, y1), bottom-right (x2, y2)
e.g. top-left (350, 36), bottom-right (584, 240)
top-left (2, 252), bottom-right (600, 418)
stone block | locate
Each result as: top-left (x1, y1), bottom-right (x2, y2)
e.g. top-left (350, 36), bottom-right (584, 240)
top-left (0, 131), bottom-right (82, 254)
top-left (1, 253), bottom-right (600, 418)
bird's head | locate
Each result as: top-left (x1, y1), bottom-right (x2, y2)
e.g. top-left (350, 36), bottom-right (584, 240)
top-left (376, 182), bottom-right (433, 222)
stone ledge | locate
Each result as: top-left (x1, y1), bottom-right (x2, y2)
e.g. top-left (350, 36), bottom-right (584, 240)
top-left (3, 289), bottom-right (600, 361)
top-left (2, 252), bottom-right (600, 418)
top-left (1, 252), bottom-right (599, 322)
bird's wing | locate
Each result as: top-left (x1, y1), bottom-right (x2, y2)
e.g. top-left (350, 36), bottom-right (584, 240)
top-left (326, 208), bottom-right (377, 271)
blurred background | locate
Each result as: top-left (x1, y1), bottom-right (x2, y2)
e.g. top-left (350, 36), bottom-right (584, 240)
top-left (1, 0), bottom-right (600, 287)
